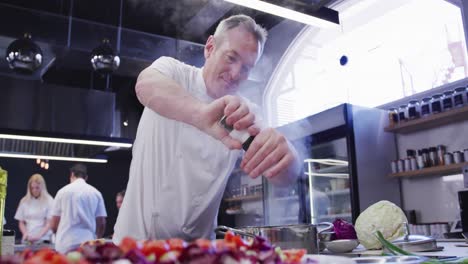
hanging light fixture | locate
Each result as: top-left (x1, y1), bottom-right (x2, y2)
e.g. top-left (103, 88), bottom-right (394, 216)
top-left (5, 33), bottom-right (43, 73)
top-left (90, 38), bottom-right (120, 74)
top-left (36, 159), bottom-right (50, 170)
top-left (223, 0), bottom-right (339, 28)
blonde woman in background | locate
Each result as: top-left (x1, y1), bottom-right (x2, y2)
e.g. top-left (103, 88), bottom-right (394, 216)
top-left (15, 173), bottom-right (54, 243)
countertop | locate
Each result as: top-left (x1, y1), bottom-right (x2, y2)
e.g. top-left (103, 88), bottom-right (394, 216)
top-left (323, 239), bottom-right (468, 258)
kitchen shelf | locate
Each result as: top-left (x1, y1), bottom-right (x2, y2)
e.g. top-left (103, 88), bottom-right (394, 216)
top-left (315, 164), bottom-right (348, 174)
top-left (223, 194), bottom-right (262, 203)
top-left (325, 188), bottom-right (350, 196)
top-left (273, 196), bottom-right (299, 202)
top-left (318, 213), bottom-right (352, 220)
top-left (304, 172), bottom-right (349, 179)
top-left (388, 162), bottom-right (468, 178)
top-left (384, 104), bottom-right (468, 134)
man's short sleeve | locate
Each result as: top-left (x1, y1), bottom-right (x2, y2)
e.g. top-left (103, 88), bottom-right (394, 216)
top-left (149, 56), bottom-right (186, 81)
top-left (51, 192), bottom-right (62, 217)
top-left (95, 193), bottom-right (107, 218)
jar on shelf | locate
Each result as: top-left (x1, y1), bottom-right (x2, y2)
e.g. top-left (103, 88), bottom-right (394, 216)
top-left (407, 100), bottom-right (420, 120)
top-left (442, 90), bottom-right (454, 111)
top-left (398, 105), bottom-right (408, 122)
top-left (431, 94), bottom-right (443, 114)
top-left (466, 86), bottom-right (468, 104)
top-left (410, 157), bottom-right (417, 171)
top-left (387, 108), bottom-right (399, 126)
top-left (416, 150), bottom-right (425, 169)
top-left (404, 158), bottom-right (411, 172)
top-left (444, 153), bottom-right (453, 165)
top-left (422, 148), bottom-right (430, 167)
top-left (420, 97), bottom-right (432, 117)
top-left (429, 147), bottom-right (438, 166)
top-left (453, 151), bottom-right (464, 163)
top-left (453, 87), bottom-right (466, 107)
top-left (437, 145), bottom-right (446, 166)
top-left (397, 159), bottom-right (405, 173)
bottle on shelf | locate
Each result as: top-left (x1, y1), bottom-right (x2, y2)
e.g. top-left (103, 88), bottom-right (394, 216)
top-left (420, 97), bottom-right (432, 117)
top-left (442, 90), bottom-right (454, 111)
top-left (407, 100), bottom-right (420, 120)
top-left (387, 107), bottom-right (399, 126)
top-left (398, 104), bottom-right (408, 122)
top-left (431, 94), bottom-right (443, 114)
top-left (453, 87), bottom-right (466, 107)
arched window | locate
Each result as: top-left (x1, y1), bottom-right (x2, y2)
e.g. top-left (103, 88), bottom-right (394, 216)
top-left (264, 0), bottom-right (467, 127)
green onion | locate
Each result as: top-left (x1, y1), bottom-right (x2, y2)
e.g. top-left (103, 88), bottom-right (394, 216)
top-left (375, 230), bottom-right (414, 256)
top-left (374, 231), bottom-right (468, 264)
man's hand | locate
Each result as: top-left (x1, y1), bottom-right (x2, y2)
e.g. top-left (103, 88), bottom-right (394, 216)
top-left (194, 95), bottom-right (258, 149)
top-left (240, 128), bottom-right (297, 182)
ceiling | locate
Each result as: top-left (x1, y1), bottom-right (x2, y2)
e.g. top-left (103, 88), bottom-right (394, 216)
top-left (0, 0), bottom-right (338, 160)
top-left (0, 0), bottom-right (288, 45)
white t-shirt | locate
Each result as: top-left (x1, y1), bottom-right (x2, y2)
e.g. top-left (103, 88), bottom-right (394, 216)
top-left (14, 197), bottom-right (54, 241)
top-left (52, 178), bottom-right (107, 253)
top-left (113, 57), bottom-right (244, 243)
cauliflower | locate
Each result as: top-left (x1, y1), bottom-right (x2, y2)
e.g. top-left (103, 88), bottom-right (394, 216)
top-left (355, 200), bottom-right (407, 249)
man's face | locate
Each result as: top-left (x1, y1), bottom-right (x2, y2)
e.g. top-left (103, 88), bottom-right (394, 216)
top-left (116, 194), bottom-right (124, 209)
top-left (203, 26), bottom-right (260, 98)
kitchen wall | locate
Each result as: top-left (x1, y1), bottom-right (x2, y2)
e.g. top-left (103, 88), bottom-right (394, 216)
top-left (397, 119), bottom-right (468, 224)
top-left (378, 0), bottom-right (468, 226)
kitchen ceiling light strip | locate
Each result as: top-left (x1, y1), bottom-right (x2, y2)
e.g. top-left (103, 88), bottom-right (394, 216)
top-left (224, 0), bottom-right (339, 28)
top-left (0, 153), bottom-right (107, 163)
top-left (0, 134), bottom-right (132, 148)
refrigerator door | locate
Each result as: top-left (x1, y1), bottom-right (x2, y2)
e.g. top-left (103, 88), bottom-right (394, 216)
top-left (302, 137), bottom-right (352, 224)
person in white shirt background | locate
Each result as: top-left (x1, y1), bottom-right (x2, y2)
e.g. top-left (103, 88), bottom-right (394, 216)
top-left (115, 190), bottom-right (125, 210)
top-left (50, 163), bottom-right (107, 253)
top-left (113, 14), bottom-right (300, 243)
top-left (14, 173), bottom-right (54, 244)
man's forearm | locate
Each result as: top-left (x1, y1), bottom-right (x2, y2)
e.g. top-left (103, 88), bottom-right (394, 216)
top-left (49, 216), bottom-right (60, 233)
top-left (135, 67), bottom-right (204, 127)
top-left (95, 217), bottom-right (106, 238)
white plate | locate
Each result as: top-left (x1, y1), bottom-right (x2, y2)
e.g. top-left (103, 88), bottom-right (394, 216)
top-left (305, 254), bottom-right (356, 264)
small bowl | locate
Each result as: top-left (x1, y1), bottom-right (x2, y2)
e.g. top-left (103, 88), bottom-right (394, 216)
top-left (325, 239), bottom-right (359, 253)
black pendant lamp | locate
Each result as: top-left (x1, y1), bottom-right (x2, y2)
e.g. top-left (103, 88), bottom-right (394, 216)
top-left (5, 33), bottom-right (43, 73)
top-left (90, 39), bottom-right (120, 74)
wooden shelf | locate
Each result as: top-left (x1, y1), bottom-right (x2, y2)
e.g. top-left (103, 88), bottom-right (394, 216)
top-left (384, 105), bottom-right (468, 134)
top-left (325, 188), bottom-right (350, 196)
top-left (388, 162), bottom-right (468, 178)
top-left (223, 194), bottom-right (262, 202)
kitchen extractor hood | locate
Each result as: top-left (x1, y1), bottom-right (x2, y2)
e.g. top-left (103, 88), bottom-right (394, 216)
top-left (0, 75), bottom-right (133, 162)
top-left (0, 131), bottom-right (132, 163)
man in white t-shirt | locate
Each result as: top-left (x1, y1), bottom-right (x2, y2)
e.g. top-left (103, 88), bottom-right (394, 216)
top-left (50, 164), bottom-right (107, 253)
top-left (113, 14), bottom-right (300, 243)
